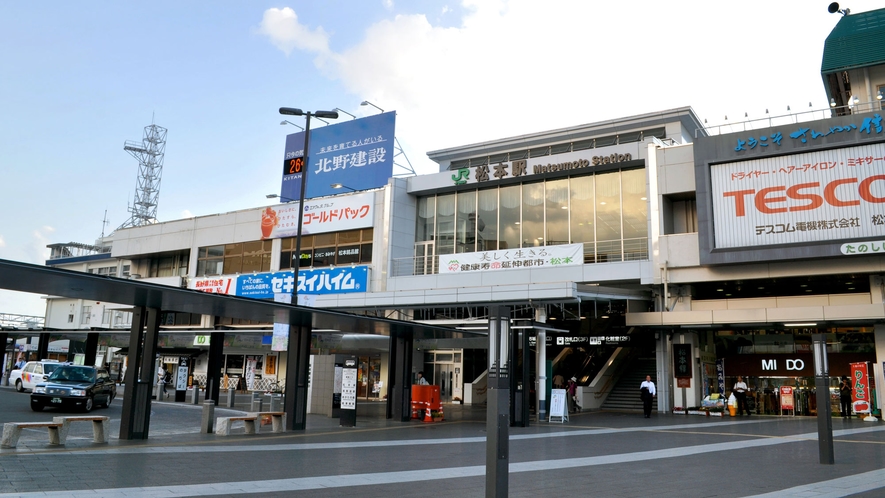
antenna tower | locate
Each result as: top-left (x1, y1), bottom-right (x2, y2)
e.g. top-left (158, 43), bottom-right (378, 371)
top-left (118, 123), bottom-right (167, 230)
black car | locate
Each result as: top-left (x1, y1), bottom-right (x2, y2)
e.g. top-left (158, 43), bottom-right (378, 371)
top-left (30, 365), bottom-right (117, 412)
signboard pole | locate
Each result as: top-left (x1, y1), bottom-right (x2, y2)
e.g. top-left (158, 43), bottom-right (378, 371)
top-left (486, 306), bottom-right (510, 498)
top-left (812, 334), bottom-right (834, 464)
top-left (339, 357), bottom-right (357, 427)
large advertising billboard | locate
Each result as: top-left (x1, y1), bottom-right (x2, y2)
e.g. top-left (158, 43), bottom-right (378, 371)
top-left (694, 111), bottom-right (885, 264)
top-left (259, 191), bottom-right (374, 240)
top-left (711, 142), bottom-right (885, 248)
top-left (189, 266), bottom-right (369, 298)
top-left (281, 111), bottom-right (396, 201)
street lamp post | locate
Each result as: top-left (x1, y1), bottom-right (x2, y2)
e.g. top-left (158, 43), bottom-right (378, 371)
top-left (333, 108), bottom-right (356, 120)
top-left (278, 107), bottom-right (338, 304)
top-left (280, 120), bottom-right (304, 131)
top-left (360, 100), bottom-right (384, 113)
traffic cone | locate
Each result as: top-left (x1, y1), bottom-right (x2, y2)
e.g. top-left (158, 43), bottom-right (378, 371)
top-left (423, 407), bottom-right (433, 423)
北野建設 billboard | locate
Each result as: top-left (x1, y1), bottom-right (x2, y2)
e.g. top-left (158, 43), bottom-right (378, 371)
top-left (280, 111), bottom-right (396, 201)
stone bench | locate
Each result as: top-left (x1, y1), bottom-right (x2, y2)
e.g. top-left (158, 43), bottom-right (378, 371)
top-left (53, 416), bottom-right (110, 445)
top-left (2, 421), bottom-right (63, 448)
top-left (1, 416), bottom-right (111, 448)
top-left (216, 411), bottom-right (286, 436)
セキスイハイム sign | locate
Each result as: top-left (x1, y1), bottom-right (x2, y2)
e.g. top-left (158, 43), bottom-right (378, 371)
top-left (235, 267), bottom-right (369, 299)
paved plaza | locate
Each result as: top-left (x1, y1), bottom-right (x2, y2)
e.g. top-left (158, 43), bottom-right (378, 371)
top-left (1, 385), bottom-right (884, 497)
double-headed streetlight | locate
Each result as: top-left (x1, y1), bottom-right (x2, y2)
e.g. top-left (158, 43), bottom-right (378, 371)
top-left (278, 107), bottom-right (338, 303)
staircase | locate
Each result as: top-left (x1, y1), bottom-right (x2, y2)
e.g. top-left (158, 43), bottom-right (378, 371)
top-left (600, 359), bottom-right (658, 412)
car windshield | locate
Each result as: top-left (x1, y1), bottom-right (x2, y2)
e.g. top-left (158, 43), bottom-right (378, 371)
top-left (43, 364), bottom-right (62, 375)
top-left (48, 366), bottom-right (95, 383)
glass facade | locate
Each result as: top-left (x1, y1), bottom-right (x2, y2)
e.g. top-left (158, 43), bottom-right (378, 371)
top-left (415, 168), bottom-right (648, 263)
top-left (196, 241), bottom-right (272, 276)
top-left (279, 228), bottom-right (374, 269)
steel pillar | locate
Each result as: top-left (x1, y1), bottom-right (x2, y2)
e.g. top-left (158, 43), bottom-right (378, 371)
top-left (387, 329), bottom-right (414, 421)
top-left (285, 323), bottom-right (311, 430)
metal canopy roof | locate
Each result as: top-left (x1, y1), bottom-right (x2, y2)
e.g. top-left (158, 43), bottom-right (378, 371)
top-left (0, 258), bottom-right (476, 341)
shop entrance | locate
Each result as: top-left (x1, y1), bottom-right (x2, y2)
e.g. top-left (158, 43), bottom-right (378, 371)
top-left (357, 355), bottom-right (381, 399)
top-left (434, 364), bottom-right (454, 403)
top-left (425, 350), bottom-right (463, 403)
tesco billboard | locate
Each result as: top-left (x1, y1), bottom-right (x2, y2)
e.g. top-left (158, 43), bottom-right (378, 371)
top-left (711, 142), bottom-right (885, 249)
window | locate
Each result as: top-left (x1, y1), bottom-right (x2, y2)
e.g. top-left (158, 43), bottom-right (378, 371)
top-left (80, 306), bottom-right (91, 325)
top-left (196, 242), bottom-right (270, 276)
top-left (196, 246), bottom-right (224, 276)
top-left (415, 168), bottom-right (649, 265)
top-left (88, 266), bottom-right (117, 277)
top-left (280, 228), bottom-right (374, 269)
top-left (149, 251), bottom-right (189, 277)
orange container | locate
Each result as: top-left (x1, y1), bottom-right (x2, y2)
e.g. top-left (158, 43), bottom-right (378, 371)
top-left (411, 385), bottom-right (442, 420)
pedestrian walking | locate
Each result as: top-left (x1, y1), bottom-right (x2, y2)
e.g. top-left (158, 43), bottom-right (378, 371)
top-left (839, 375), bottom-right (853, 419)
top-left (157, 365), bottom-right (169, 398)
top-left (566, 377), bottom-right (581, 412)
top-left (733, 375), bottom-right (751, 416)
top-left (552, 373), bottom-right (565, 389)
top-left (640, 375), bottom-right (656, 418)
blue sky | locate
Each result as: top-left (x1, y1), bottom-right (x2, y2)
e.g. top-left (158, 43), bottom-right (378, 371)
top-left (1, 0), bottom-right (882, 317)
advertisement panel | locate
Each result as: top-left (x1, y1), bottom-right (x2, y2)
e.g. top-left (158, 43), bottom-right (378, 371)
top-left (259, 191), bottom-right (374, 240)
top-left (779, 386), bottom-right (794, 411)
top-left (438, 243), bottom-right (583, 274)
top-left (673, 344), bottom-right (693, 378)
top-left (850, 362), bottom-right (872, 414)
top-left (191, 267), bottom-right (369, 298)
top-left (710, 142), bottom-right (885, 249)
top-left (281, 111), bottom-right (396, 201)
top-left (187, 276), bottom-right (236, 294)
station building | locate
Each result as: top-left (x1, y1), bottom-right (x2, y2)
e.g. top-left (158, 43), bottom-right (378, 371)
top-left (23, 7), bottom-right (885, 418)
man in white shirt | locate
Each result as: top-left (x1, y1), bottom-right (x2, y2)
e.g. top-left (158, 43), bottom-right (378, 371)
top-left (733, 376), bottom-right (750, 416)
top-left (416, 371), bottom-right (429, 385)
top-left (640, 375), bottom-right (656, 418)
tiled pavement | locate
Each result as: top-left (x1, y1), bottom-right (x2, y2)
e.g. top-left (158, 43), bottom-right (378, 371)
top-left (1, 393), bottom-right (884, 498)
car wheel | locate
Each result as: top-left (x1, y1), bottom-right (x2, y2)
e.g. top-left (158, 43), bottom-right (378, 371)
top-left (31, 403), bottom-right (43, 412)
top-left (15, 379), bottom-right (23, 392)
top-left (103, 392), bottom-right (114, 408)
top-left (84, 396), bottom-right (94, 413)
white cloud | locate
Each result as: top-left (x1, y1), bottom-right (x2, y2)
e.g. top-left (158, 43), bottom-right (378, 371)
top-left (0, 236), bottom-right (5, 248)
top-left (181, 209), bottom-right (195, 219)
top-left (29, 227), bottom-right (54, 264)
top-left (383, 0), bottom-right (394, 10)
top-left (257, 7), bottom-right (331, 56)
top-left (261, 1), bottom-right (882, 174)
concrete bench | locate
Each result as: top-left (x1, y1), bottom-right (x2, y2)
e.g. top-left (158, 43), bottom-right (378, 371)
top-left (1, 415), bottom-right (111, 448)
top-left (216, 411), bottom-right (286, 436)
top-left (2, 421), bottom-right (64, 448)
top-left (53, 416), bottom-right (110, 444)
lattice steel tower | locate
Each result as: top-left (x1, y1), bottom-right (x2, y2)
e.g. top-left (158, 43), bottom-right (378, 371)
top-left (118, 123), bottom-right (167, 229)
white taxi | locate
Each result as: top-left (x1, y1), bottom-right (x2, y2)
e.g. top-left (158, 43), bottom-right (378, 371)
top-left (10, 360), bottom-right (65, 392)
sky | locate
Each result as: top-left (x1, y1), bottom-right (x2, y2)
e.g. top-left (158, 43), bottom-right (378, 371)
top-left (1, 0), bottom-right (882, 318)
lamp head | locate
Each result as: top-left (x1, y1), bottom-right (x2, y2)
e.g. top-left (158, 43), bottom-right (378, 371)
top-left (830, 98), bottom-right (837, 107)
top-left (279, 107), bottom-right (304, 116)
top-left (313, 110), bottom-right (339, 119)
